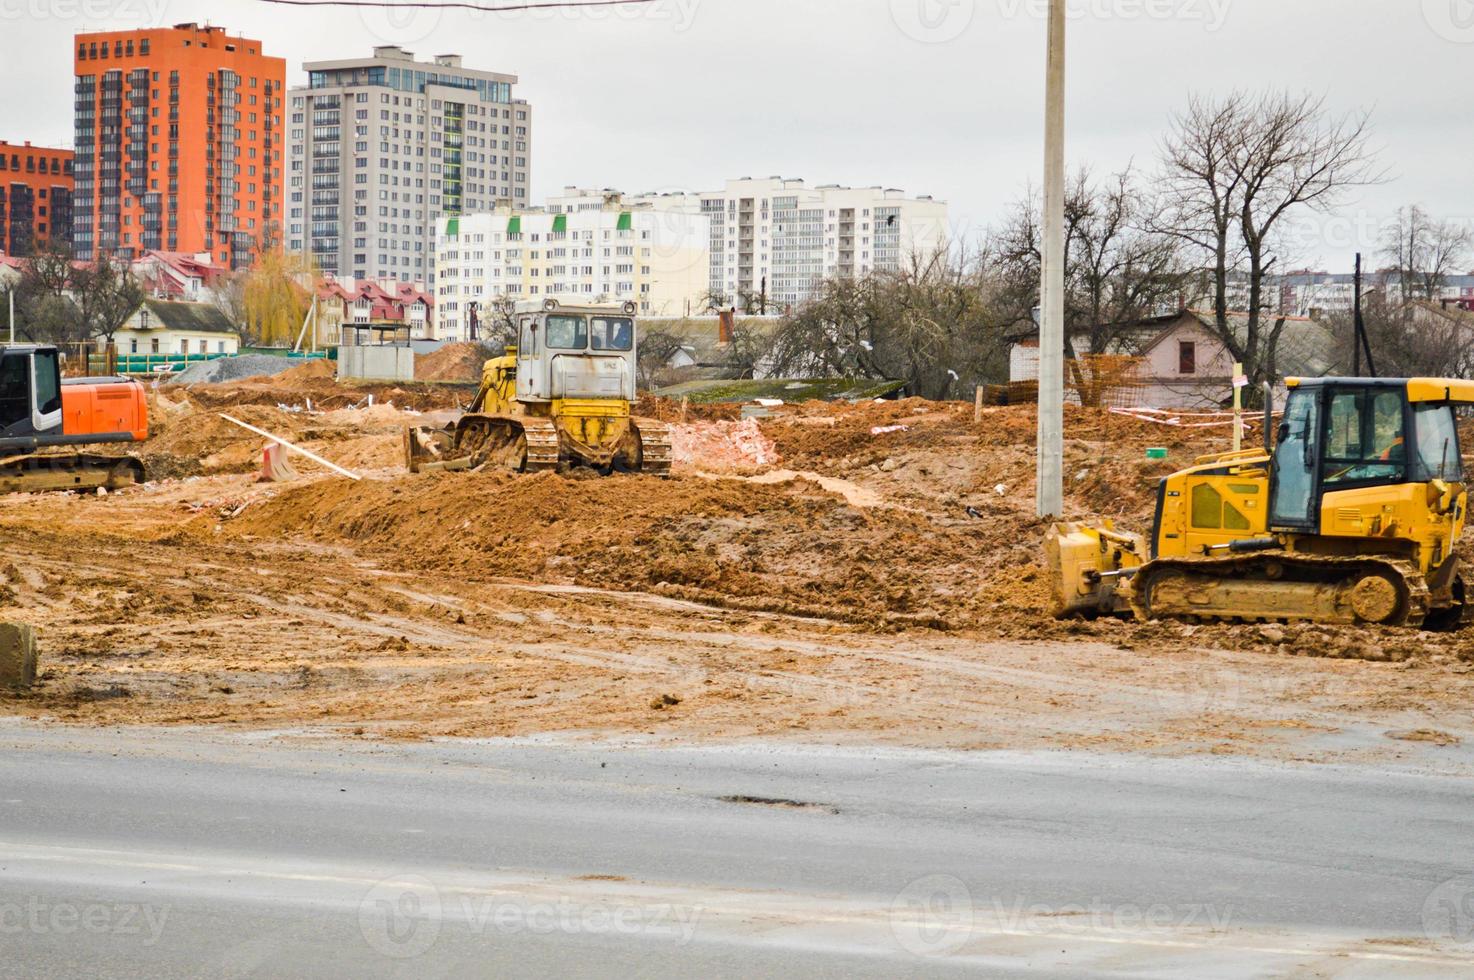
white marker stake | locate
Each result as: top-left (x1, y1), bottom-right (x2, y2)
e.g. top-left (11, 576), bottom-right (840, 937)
top-left (218, 414), bottom-right (362, 481)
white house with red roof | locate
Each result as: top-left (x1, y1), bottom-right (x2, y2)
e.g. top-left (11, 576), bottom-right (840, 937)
top-left (131, 251), bottom-right (229, 304)
top-left (314, 276), bottom-right (434, 346)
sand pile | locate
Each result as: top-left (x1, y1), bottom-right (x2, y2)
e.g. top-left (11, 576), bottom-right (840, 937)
top-left (416, 343), bottom-right (495, 382)
top-left (272, 359), bottom-right (337, 384)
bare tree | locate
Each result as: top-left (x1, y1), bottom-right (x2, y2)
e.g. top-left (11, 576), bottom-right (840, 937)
top-left (991, 167), bottom-right (1190, 356)
top-left (74, 259), bottom-right (146, 345)
top-left (768, 246), bottom-right (1008, 399)
top-left (635, 326), bottom-right (685, 389)
top-left (1380, 205), bottom-right (1473, 303)
top-left (1160, 91), bottom-right (1384, 388)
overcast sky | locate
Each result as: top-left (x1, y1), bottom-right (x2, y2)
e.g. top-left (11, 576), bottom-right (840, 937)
top-left (3, 0), bottom-right (1471, 272)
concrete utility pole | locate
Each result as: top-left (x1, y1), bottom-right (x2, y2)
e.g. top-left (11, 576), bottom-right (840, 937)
top-left (1036, 0), bottom-right (1066, 518)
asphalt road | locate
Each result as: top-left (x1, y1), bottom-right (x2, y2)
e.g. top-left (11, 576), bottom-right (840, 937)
top-left (1, 722), bottom-right (1473, 978)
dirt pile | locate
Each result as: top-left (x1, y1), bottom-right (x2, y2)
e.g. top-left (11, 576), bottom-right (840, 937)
top-left (416, 342), bottom-right (495, 382)
top-left (272, 359), bottom-right (337, 384)
top-left (216, 471), bottom-right (997, 630)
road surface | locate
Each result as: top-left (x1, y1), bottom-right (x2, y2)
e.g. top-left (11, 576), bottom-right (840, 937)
top-left (1, 722), bottom-right (1472, 977)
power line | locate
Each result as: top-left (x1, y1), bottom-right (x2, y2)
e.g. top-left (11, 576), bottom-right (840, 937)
top-left (258, 0), bottom-right (656, 11)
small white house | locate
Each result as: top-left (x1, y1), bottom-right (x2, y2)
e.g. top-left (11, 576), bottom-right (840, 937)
top-left (113, 299), bottom-right (241, 357)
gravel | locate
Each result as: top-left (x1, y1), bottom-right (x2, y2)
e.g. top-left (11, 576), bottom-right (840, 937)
top-left (171, 354), bottom-right (298, 385)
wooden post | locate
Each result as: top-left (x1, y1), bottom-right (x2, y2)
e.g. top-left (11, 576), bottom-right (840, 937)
top-left (1232, 361), bottom-right (1244, 453)
top-left (680, 396), bottom-right (689, 423)
top-left (974, 385), bottom-right (985, 423)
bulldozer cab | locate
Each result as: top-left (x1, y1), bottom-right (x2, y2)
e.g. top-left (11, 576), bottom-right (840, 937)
top-left (512, 300), bottom-right (638, 405)
top-left (1269, 378), bottom-right (1468, 534)
top-left (0, 344), bottom-right (63, 441)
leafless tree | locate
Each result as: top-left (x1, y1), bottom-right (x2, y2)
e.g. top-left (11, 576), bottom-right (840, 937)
top-left (1380, 205), bottom-right (1473, 303)
top-left (73, 259), bottom-right (146, 345)
top-left (1159, 90), bottom-right (1384, 388)
top-left (768, 246), bottom-right (1008, 399)
top-left (990, 166), bottom-right (1190, 356)
top-left (635, 326), bottom-right (685, 389)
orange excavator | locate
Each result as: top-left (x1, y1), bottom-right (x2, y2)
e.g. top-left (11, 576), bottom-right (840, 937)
top-left (0, 343), bottom-right (148, 494)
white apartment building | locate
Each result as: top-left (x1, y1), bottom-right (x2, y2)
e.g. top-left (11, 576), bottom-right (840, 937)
top-left (286, 46), bottom-right (532, 286)
top-left (564, 178), bottom-right (949, 310)
top-left (433, 198), bottom-right (710, 341)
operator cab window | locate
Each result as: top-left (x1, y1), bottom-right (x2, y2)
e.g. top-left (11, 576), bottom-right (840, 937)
top-left (545, 315), bottom-right (587, 351)
top-left (590, 316), bottom-right (633, 352)
top-left (518, 317), bottom-right (538, 357)
top-left (0, 354), bottom-right (28, 427)
top-left (1412, 402), bottom-right (1465, 482)
top-left (1322, 388), bottom-right (1405, 487)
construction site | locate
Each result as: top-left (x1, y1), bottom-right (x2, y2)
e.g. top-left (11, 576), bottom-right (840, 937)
top-left (4, 343), bottom-right (1474, 762)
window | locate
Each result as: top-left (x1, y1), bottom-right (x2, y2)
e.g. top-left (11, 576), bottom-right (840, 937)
top-left (32, 350), bottom-right (61, 416)
top-left (1178, 341), bottom-right (1196, 376)
top-left (1322, 388), bottom-right (1405, 487)
top-left (545, 315), bottom-right (587, 350)
top-left (0, 354), bottom-right (28, 426)
top-left (590, 317), bottom-right (633, 352)
top-left (1412, 402), bottom-right (1464, 482)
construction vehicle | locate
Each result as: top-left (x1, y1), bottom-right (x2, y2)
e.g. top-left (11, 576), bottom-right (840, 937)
top-left (1047, 377), bottom-right (1474, 629)
top-left (405, 300), bottom-right (671, 476)
top-left (0, 343), bottom-right (148, 494)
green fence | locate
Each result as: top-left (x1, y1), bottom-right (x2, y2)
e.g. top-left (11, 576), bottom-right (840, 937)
top-left (90, 348), bottom-right (334, 377)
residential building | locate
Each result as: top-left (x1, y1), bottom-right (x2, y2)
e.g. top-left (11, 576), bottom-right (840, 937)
top-left (1009, 309), bottom-right (1339, 409)
top-left (577, 178), bottom-right (949, 309)
top-left (286, 46), bottom-right (531, 286)
top-left (1225, 270), bottom-right (1474, 318)
top-left (132, 249), bottom-right (229, 302)
top-left (0, 141), bottom-right (74, 257)
top-left (114, 298), bottom-right (241, 357)
top-left (433, 199), bottom-right (709, 341)
top-left (71, 24), bottom-right (286, 268)
top-left (319, 277), bottom-right (433, 342)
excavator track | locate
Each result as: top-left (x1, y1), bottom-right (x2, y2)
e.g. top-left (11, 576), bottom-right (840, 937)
top-left (0, 453), bottom-right (145, 495)
top-left (1131, 554), bottom-right (1432, 628)
top-left (631, 417), bottom-right (672, 477)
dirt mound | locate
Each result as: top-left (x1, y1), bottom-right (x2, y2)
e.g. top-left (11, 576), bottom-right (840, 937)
top-left (273, 359), bottom-right (337, 384)
top-left (416, 342), bottom-right (495, 382)
top-left (216, 471), bottom-right (1000, 631)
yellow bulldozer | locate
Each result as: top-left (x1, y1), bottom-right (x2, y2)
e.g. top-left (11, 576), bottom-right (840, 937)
top-left (1047, 377), bottom-right (1473, 629)
top-left (405, 300), bottom-right (671, 476)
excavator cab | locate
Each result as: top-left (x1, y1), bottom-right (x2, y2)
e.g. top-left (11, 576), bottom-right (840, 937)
top-left (1048, 377), bottom-right (1474, 628)
top-left (0, 345), bottom-right (64, 441)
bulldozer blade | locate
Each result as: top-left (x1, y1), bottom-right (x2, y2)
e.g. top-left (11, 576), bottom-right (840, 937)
top-left (1044, 521), bottom-right (1144, 619)
top-left (404, 425), bottom-right (456, 474)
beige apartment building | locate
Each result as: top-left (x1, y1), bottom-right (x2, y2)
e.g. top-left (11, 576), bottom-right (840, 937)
top-left (433, 196), bottom-right (709, 340)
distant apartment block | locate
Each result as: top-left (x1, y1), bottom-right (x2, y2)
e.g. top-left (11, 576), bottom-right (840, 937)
top-left (433, 197), bottom-right (710, 341)
top-left (287, 46), bottom-right (532, 286)
top-left (1230, 271), bottom-right (1474, 317)
top-left (71, 24), bottom-right (286, 267)
top-left (575, 178), bottom-right (949, 309)
top-left (0, 142), bottom-right (73, 257)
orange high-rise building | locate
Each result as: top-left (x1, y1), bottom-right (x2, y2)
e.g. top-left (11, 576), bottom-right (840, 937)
top-left (71, 24), bottom-right (285, 268)
top-left (0, 141), bottom-right (73, 257)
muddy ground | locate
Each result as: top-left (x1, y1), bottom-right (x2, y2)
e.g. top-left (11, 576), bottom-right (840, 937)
top-left (3, 372), bottom-right (1474, 762)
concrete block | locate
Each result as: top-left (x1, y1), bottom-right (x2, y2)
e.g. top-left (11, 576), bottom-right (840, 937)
top-left (0, 623), bottom-right (37, 690)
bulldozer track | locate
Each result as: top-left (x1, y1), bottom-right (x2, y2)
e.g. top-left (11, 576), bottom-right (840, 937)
top-left (632, 417), bottom-right (672, 477)
top-left (1130, 553), bottom-right (1432, 628)
top-left (521, 418), bottom-right (561, 473)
